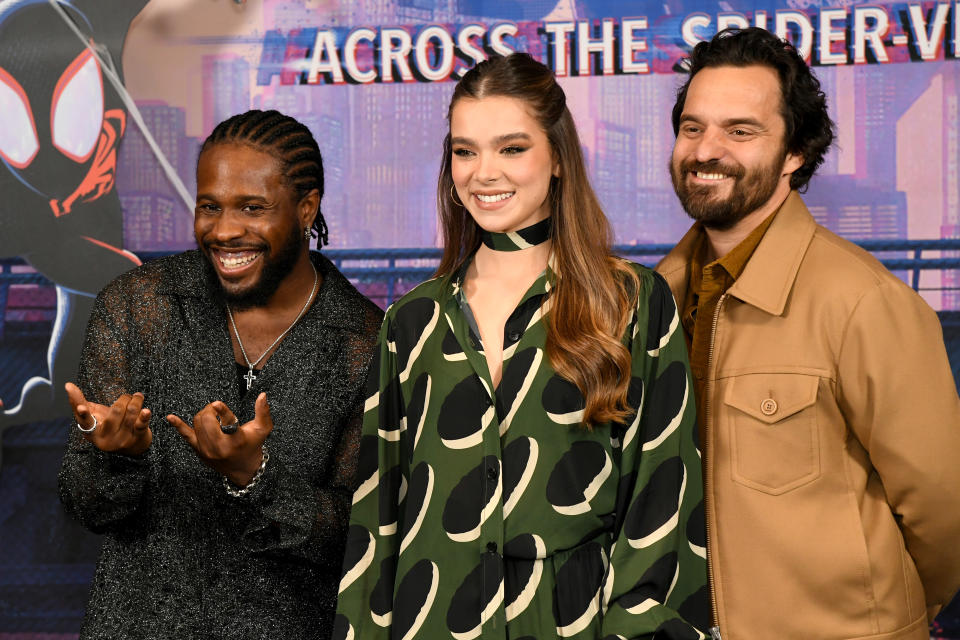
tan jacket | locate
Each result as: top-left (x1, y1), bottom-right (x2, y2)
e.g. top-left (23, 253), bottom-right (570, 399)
top-left (656, 192), bottom-right (960, 639)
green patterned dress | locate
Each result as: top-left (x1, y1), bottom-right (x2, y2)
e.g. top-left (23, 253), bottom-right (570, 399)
top-left (335, 260), bottom-right (707, 640)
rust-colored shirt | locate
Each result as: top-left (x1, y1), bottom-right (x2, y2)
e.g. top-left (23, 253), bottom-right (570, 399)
top-left (681, 212), bottom-right (778, 432)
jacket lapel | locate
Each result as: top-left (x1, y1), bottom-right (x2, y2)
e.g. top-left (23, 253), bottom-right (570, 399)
top-left (656, 223), bottom-right (700, 307)
top-left (727, 192), bottom-right (817, 316)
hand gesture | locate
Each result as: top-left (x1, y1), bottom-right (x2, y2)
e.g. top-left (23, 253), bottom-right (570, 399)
top-left (65, 382), bottom-right (152, 456)
top-left (166, 392), bottom-right (274, 487)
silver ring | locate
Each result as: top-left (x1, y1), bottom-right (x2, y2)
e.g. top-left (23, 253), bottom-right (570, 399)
top-left (77, 414), bottom-right (98, 433)
top-left (218, 415), bottom-right (240, 434)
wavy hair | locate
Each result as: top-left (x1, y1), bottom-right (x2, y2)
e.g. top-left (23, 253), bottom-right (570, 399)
top-left (436, 53), bottom-right (639, 427)
top-left (671, 27), bottom-right (835, 192)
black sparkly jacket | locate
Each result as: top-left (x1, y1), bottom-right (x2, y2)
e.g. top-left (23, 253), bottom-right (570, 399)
top-left (59, 250), bottom-right (382, 639)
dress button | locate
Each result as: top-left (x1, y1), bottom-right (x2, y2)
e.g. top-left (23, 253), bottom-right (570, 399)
top-left (760, 398), bottom-right (778, 416)
top-left (507, 331), bottom-right (521, 342)
top-left (486, 465), bottom-right (499, 480)
top-left (486, 541), bottom-right (498, 553)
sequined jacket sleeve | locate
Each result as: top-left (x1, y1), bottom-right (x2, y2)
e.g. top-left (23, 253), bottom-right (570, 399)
top-left (58, 274), bottom-right (154, 533)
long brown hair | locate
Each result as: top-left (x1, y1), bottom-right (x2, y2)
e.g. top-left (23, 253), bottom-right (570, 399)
top-left (436, 53), bottom-right (639, 427)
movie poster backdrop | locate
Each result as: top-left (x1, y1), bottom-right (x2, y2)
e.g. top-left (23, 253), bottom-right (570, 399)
top-left (0, 0), bottom-right (958, 634)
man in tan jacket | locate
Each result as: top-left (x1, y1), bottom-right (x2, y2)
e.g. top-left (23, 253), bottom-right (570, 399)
top-left (657, 27), bottom-right (960, 639)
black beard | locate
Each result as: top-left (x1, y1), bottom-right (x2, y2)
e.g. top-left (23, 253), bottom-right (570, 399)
top-left (670, 154), bottom-right (783, 231)
top-left (202, 223), bottom-right (305, 311)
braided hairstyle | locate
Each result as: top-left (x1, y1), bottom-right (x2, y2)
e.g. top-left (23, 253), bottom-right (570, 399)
top-left (200, 109), bottom-right (329, 246)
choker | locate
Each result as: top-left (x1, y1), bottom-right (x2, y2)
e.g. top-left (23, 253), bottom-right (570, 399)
top-left (480, 217), bottom-right (552, 252)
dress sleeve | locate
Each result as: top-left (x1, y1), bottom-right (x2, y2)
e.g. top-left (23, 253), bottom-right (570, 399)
top-left (600, 269), bottom-right (709, 639)
top-left (334, 313), bottom-right (405, 640)
top-left (836, 279), bottom-right (960, 617)
top-left (58, 278), bottom-right (154, 534)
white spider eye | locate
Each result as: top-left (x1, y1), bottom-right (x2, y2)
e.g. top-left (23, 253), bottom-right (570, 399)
top-left (51, 49), bottom-right (104, 162)
top-left (0, 66), bottom-right (39, 168)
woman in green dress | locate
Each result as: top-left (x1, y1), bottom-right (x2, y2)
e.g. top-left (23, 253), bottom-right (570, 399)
top-left (335, 53), bottom-right (707, 640)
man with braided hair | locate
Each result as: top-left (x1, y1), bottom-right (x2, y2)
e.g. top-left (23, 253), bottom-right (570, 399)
top-left (58, 110), bottom-right (382, 639)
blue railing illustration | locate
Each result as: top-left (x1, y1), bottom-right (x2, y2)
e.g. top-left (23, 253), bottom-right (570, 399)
top-left (2, 239), bottom-right (960, 337)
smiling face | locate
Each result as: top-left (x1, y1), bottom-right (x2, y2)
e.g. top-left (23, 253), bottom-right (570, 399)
top-left (449, 95), bottom-right (559, 234)
top-left (670, 65), bottom-right (803, 231)
top-left (194, 143), bottom-right (313, 309)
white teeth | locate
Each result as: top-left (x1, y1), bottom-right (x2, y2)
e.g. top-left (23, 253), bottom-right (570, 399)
top-left (475, 192), bottom-right (514, 203)
top-left (695, 171), bottom-right (727, 181)
top-left (219, 253), bottom-right (259, 268)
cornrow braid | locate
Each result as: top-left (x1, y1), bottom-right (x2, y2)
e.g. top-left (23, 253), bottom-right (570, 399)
top-left (201, 109), bottom-right (329, 246)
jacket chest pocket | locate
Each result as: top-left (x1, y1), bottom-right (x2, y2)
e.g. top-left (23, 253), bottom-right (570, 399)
top-left (724, 373), bottom-right (821, 495)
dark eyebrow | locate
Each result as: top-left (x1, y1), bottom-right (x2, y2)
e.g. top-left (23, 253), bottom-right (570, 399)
top-left (720, 117), bottom-right (764, 129)
top-left (678, 114), bottom-right (765, 129)
top-left (450, 132), bottom-right (533, 147)
top-left (195, 194), bottom-right (268, 203)
top-left (494, 132), bottom-right (532, 145)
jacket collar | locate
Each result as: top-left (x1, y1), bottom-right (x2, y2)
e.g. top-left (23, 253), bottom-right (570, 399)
top-left (658, 191), bottom-right (817, 317)
top-left (156, 249), bottom-right (367, 331)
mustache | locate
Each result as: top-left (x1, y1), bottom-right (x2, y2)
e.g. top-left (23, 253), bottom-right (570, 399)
top-left (680, 159), bottom-right (745, 179)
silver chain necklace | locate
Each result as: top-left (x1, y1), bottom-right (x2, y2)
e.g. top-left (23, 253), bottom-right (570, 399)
top-left (227, 262), bottom-right (318, 391)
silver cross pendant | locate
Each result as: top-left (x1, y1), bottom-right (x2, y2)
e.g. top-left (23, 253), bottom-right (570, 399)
top-left (243, 366), bottom-right (257, 391)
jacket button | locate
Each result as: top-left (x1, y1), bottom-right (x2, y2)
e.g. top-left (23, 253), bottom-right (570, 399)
top-left (760, 398), bottom-right (778, 415)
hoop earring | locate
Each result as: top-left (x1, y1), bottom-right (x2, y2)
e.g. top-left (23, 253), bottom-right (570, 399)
top-left (450, 184), bottom-right (464, 208)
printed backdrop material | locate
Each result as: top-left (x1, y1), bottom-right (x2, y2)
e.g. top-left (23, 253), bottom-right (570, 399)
top-left (0, 0), bottom-right (958, 635)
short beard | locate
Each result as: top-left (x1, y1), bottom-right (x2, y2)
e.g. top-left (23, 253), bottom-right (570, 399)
top-left (670, 153), bottom-right (784, 231)
top-left (203, 223), bottom-right (305, 311)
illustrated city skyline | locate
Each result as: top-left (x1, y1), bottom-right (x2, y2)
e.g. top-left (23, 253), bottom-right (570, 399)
top-left (116, 0), bottom-right (960, 309)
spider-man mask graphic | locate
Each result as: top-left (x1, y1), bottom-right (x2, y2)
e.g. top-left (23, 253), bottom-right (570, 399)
top-left (0, 0), bottom-right (146, 431)
top-left (0, 5), bottom-right (124, 219)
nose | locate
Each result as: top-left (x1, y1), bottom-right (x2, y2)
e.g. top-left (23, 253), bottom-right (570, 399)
top-left (691, 127), bottom-right (726, 164)
top-left (475, 150), bottom-right (502, 183)
top-left (206, 209), bottom-right (245, 243)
